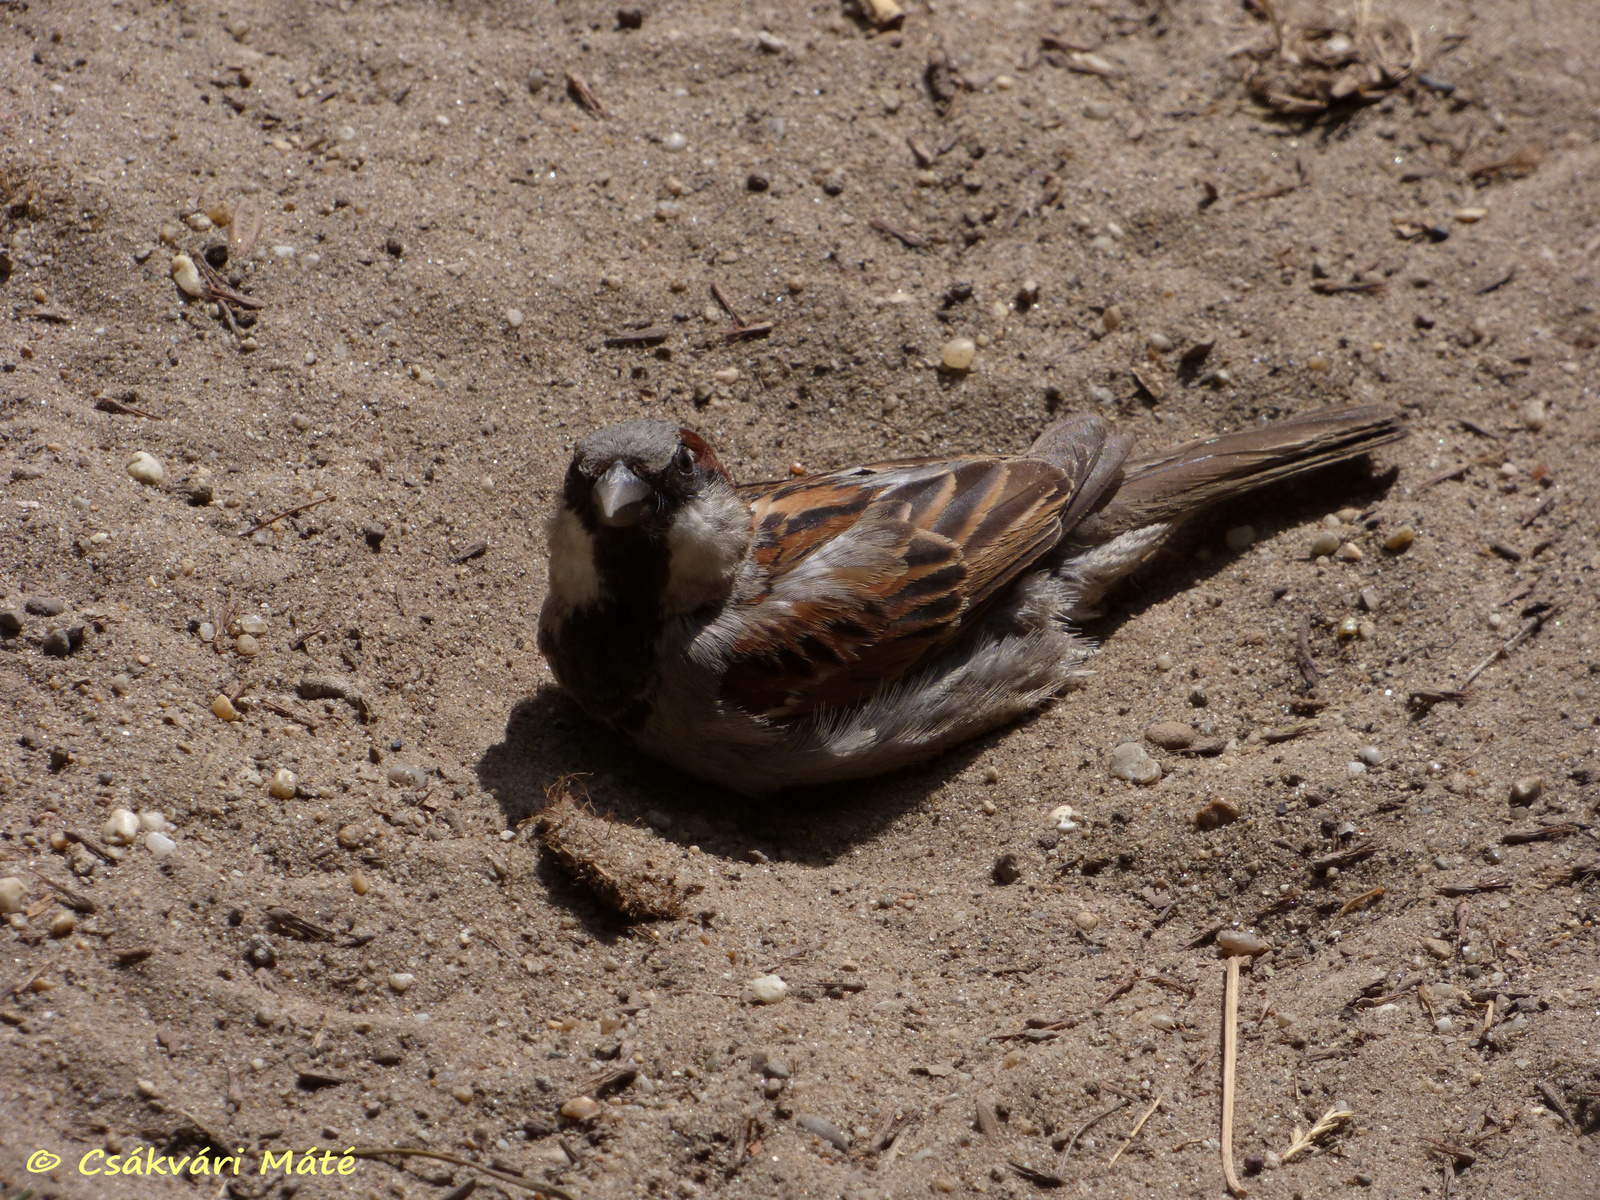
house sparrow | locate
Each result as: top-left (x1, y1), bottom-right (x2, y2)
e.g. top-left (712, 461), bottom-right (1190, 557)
top-left (538, 405), bottom-right (1402, 791)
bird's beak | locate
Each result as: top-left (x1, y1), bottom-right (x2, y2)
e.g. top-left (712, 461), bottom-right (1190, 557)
top-left (592, 461), bottom-right (655, 527)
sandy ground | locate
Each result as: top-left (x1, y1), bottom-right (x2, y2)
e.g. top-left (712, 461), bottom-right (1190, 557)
top-left (0, 1), bottom-right (1597, 1197)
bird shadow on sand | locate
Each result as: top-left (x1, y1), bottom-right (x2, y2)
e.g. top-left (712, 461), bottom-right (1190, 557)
top-left (475, 457), bottom-right (1399, 883)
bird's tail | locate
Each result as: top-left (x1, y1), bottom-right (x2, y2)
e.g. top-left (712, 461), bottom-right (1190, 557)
top-left (1066, 403), bottom-right (1404, 546)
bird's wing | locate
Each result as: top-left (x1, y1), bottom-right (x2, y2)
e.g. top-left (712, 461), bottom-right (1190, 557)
top-left (715, 454), bottom-right (1085, 719)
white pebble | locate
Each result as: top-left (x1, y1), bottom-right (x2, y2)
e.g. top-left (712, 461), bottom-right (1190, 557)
top-left (1520, 398), bottom-right (1546, 431)
top-left (744, 974), bottom-right (789, 1004)
top-left (237, 614), bottom-right (268, 635)
top-left (1358, 745), bottom-right (1383, 765)
top-left (103, 808), bottom-right (141, 846)
top-left (1336, 542), bottom-right (1364, 562)
top-left (170, 254), bottom-right (203, 297)
top-left (268, 768), bottom-right (297, 799)
top-left (663, 132), bottom-right (688, 153)
top-left (941, 336), bottom-right (976, 371)
top-left (386, 763), bottom-right (425, 788)
top-left (139, 811), bottom-right (167, 833)
top-left (146, 831), bottom-right (177, 859)
top-left (1108, 742), bottom-right (1162, 785)
top-left (126, 451), bottom-right (164, 486)
top-left (1048, 804), bottom-right (1085, 832)
top-left (0, 877), bottom-right (25, 915)
top-left (389, 972), bottom-right (415, 993)
top-left (505, 308), bottom-right (524, 329)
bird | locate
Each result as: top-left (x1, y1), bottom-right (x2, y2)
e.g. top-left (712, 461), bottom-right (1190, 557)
top-left (536, 405), bottom-right (1402, 792)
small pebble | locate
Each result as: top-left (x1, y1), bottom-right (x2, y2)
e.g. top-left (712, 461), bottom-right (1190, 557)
top-left (1108, 742), bottom-right (1162, 785)
top-left (103, 808), bottom-right (141, 846)
top-left (1336, 542), bottom-right (1364, 562)
top-left (351, 869), bottom-right (371, 895)
top-left (268, 768), bottom-right (297, 799)
top-left (170, 254), bottom-right (203, 297)
top-left (139, 811), bottom-right (166, 833)
top-left (941, 336), bottom-right (977, 371)
top-left (1383, 525), bottom-right (1416, 552)
top-left (386, 763), bottom-right (425, 788)
top-left (1224, 525), bottom-right (1255, 552)
top-left (126, 451), bottom-right (164, 486)
top-left (1145, 721), bottom-right (1193, 750)
top-left (212, 695), bottom-right (239, 722)
top-left (1508, 776), bottom-right (1543, 806)
top-left (388, 972), bottom-right (415, 993)
top-left (1049, 804), bottom-right (1085, 832)
top-left (1337, 616), bottom-right (1360, 639)
top-left (1359, 588), bottom-right (1382, 612)
top-left (992, 852), bottom-right (1024, 885)
top-left (49, 911), bottom-right (77, 938)
top-left (1309, 531), bottom-right (1341, 557)
top-left (0, 610), bottom-right (21, 636)
top-left (146, 831), bottom-right (176, 859)
top-left (744, 974), bottom-right (788, 1004)
top-left (663, 131), bottom-right (688, 153)
top-left (505, 308), bottom-right (524, 329)
top-left (41, 628), bottom-right (72, 657)
top-left (1358, 745), bottom-right (1383, 765)
top-left (234, 633), bottom-right (260, 656)
top-left (1193, 798), bottom-right (1240, 830)
top-left (0, 878), bottom-right (26, 915)
top-left (1148, 332), bottom-right (1174, 353)
top-left (1454, 207), bottom-right (1487, 223)
top-left (1148, 1011), bottom-right (1177, 1031)
top-left (1421, 937), bottom-right (1453, 959)
top-left (1215, 930), bottom-right (1271, 958)
top-left (561, 1096), bottom-right (602, 1121)
top-left (1154, 653), bottom-right (1174, 671)
top-left (1073, 910), bottom-right (1100, 933)
top-left (237, 614), bottom-right (268, 635)
top-left (1520, 398), bottom-right (1546, 431)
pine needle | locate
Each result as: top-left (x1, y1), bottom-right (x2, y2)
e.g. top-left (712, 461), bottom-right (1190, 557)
top-left (1280, 1106), bottom-right (1355, 1163)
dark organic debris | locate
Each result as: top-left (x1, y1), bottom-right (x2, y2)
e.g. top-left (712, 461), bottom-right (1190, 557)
top-left (533, 780), bottom-right (693, 921)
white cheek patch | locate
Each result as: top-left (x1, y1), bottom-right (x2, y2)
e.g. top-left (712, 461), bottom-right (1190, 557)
top-left (663, 490), bottom-right (749, 615)
top-left (545, 508), bottom-right (601, 611)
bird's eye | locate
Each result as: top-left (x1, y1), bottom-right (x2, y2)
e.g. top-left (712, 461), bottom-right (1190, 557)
top-left (673, 444), bottom-right (696, 476)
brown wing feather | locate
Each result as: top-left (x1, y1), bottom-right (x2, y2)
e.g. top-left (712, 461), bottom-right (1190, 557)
top-left (721, 456), bottom-right (1079, 718)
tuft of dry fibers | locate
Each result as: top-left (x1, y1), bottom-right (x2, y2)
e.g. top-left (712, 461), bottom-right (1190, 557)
top-left (533, 778), bottom-right (694, 921)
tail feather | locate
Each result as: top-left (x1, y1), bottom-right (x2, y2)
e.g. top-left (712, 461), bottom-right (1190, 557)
top-left (1068, 404), bottom-right (1402, 545)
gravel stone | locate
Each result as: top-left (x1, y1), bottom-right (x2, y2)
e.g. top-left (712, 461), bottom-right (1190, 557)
top-left (1108, 742), bottom-right (1162, 784)
top-left (1144, 721), bottom-right (1194, 750)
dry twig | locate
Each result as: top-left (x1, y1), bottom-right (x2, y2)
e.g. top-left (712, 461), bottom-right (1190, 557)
top-left (1108, 1094), bottom-right (1163, 1167)
top-left (239, 493), bottom-right (335, 537)
top-left (1221, 956), bottom-right (1247, 1197)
